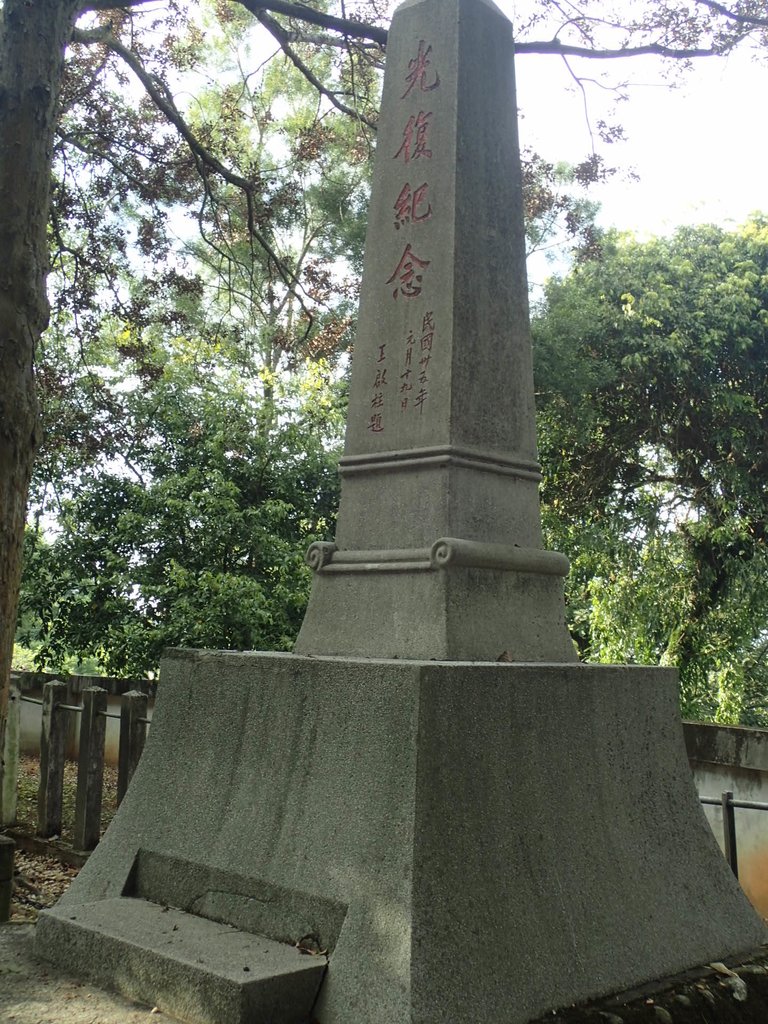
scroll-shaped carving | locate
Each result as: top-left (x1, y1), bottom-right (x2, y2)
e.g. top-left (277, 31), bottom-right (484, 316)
top-left (305, 542), bottom-right (338, 572)
top-left (430, 538), bottom-right (569, 576)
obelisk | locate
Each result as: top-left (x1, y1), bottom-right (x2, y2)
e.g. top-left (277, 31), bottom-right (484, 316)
top-left (36, 1), bottom-right (766, 1022)
top-left (295, 0), bottom-right (576, 661)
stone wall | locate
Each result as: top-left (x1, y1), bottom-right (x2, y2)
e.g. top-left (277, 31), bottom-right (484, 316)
top-left (684, 721), bottom-right (768, 917)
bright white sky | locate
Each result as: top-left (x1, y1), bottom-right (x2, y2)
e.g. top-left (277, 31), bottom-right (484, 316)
top-left (512, 40), bottom-right (768, 238)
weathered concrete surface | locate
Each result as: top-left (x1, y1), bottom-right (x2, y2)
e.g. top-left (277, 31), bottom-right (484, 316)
top-left (294, 0), bottom-right (575, 662)
top-left (685, 720), bottom-right (768, 772)
top-left (38, 897), bottom-right (325, 1024)
top-left (36, 651), bottom-right (767, 1024)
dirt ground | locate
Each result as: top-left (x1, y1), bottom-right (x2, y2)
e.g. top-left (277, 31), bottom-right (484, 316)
top-left (0, 921), bottom-right (180, 1024)
top-left (530, 949), bottom-right (768, 1024)
top-left (2, 757), bottom-right (172, 1023)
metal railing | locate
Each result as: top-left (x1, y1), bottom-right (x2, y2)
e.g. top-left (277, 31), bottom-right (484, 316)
top-left (700, 790), bottom-right (768, 879)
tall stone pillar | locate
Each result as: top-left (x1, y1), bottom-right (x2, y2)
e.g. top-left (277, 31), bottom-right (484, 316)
top-left (295, 0), bottom-right (576, 661)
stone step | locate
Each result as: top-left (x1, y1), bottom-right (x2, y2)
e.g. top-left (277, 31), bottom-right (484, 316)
top-left (37, 897), bottom-right (326, 1024)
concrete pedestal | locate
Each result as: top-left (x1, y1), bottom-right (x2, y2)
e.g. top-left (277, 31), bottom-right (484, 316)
top-left (37, 651), bottom-right (766, 1023)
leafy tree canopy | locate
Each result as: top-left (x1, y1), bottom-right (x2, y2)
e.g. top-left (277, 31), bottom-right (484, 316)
top-left (534, 216), bottom-right (768, 723)
top-left (20, 350), bottom-right (344, 676)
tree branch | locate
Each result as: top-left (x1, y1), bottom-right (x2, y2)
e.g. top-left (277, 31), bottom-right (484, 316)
top-left (83, 0), bottom-right (165, 9)
top-left (231, 0), bottom-right (388, 45)
top-left (253, 8), bottom-right (378, 128)
top-left (71, 25), bottom-right (314, 320)
top-left (692, 0), bottom-right (768, 29)
top-left (79, 0), bottom-right (766, 61)
top-left (514, 38), bottom-right (742, 59)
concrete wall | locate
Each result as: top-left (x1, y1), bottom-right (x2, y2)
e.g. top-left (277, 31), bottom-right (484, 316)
top-left (684, 721), bottom-right (768, 919)
top-left (14, 672), bottom-right (155, 767)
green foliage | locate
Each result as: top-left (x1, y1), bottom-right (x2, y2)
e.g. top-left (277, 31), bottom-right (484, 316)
top-left (19, 357), bottom-right (344, 677)
top-left (19, 5), bottom-right (371, 678)
top-left (534, 216), bottom-right (768, 724)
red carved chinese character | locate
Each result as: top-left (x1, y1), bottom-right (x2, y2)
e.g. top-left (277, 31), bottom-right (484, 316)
top-left (371, 392), bottom-right (384, 409)
top-left (394, 182), bottom-right (432, 230)
top-left (415, 387), bottom-right (429, 412)
top-left (376, 343), bottom-right (387, 363)
top-left (402, 41), bottom-right (440, 98)
top-left (387, 244), bottom-right (430, 299)
top-left (394, 112), bottom-right (432, 163)
top-left (404, 347), bottom-right (413, 368)
top-left (373, 368), bottom-right (388, 387)
top-left (422, 311), bottom-right (435, 332)
top-left (368, 413), bottom-right (384, 433)
top-left (401, 398), bottom-right (409, 412)
top-left (420, 330), bottom-right (434, 351)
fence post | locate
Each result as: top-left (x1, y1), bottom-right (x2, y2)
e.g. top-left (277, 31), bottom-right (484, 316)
top-left (0, 835), bottom-right (14, 922)
top-left (117, 690), bottom-right (148, 805)
top-left (73, 686), bottom-right (108, 852)
top-left (1, 677), bottom-right (21, 825)
top-left (721, 790), bottom-right (739, 878)
top-left (37, 679), bottom-right (68, 838)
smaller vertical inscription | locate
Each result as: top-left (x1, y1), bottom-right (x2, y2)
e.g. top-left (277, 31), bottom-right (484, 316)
top-left (368, 344), bottom-right (389, 432)
top-left (399, 311), bottom-right (436, 416)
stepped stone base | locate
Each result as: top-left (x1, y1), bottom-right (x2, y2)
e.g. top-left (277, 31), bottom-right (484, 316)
top-left (37, 896), bottom-right (326, 1024)
top-left (36, 652), bottom-right (767, 1024)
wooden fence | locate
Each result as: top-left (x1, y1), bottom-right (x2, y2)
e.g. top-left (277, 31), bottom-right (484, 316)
top-left (2, 678), bottom-right (149, 852)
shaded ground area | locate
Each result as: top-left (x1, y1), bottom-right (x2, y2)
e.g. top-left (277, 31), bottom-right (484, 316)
top-left (3, 757), bottom-right (178, 1022)
top-left (0, 922), bottom-right (178, 1024)
top-left (2, 916), bottom-right (768, 1024)
top-left (7, 754), bottom-right (119, 923)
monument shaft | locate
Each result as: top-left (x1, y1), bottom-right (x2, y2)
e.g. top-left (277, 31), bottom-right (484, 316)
top-left (296, 0), bottom-right (575, 661)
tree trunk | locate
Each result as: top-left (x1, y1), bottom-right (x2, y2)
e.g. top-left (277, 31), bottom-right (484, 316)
top-left (0, 0), bottom-right (79, 791)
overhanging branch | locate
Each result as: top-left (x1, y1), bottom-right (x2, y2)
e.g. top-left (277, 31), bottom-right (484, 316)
top-left (692, 0), bottom-right (768, 30)
top-left (71, 25), bottom-right (313, 320)
top-left (232, 0), bottom-right (388, 45)
top-left (514, 38), bottom-right (740, 59)
top-left (253, 7), bottom-right (378, 128)
top-left (78, 0), bottom-right (765, 62)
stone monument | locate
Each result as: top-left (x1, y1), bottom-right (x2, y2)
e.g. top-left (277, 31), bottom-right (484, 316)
top-left (294, 0), bottom-right (575, 663)
top-left (37, 0), bottom-right (766, 1022)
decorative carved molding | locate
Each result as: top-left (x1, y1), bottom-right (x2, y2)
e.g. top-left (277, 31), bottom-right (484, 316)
top-left (339, 445), bottom-right (543, 482)
top-left (305, 537), bottom-right (569, 577)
